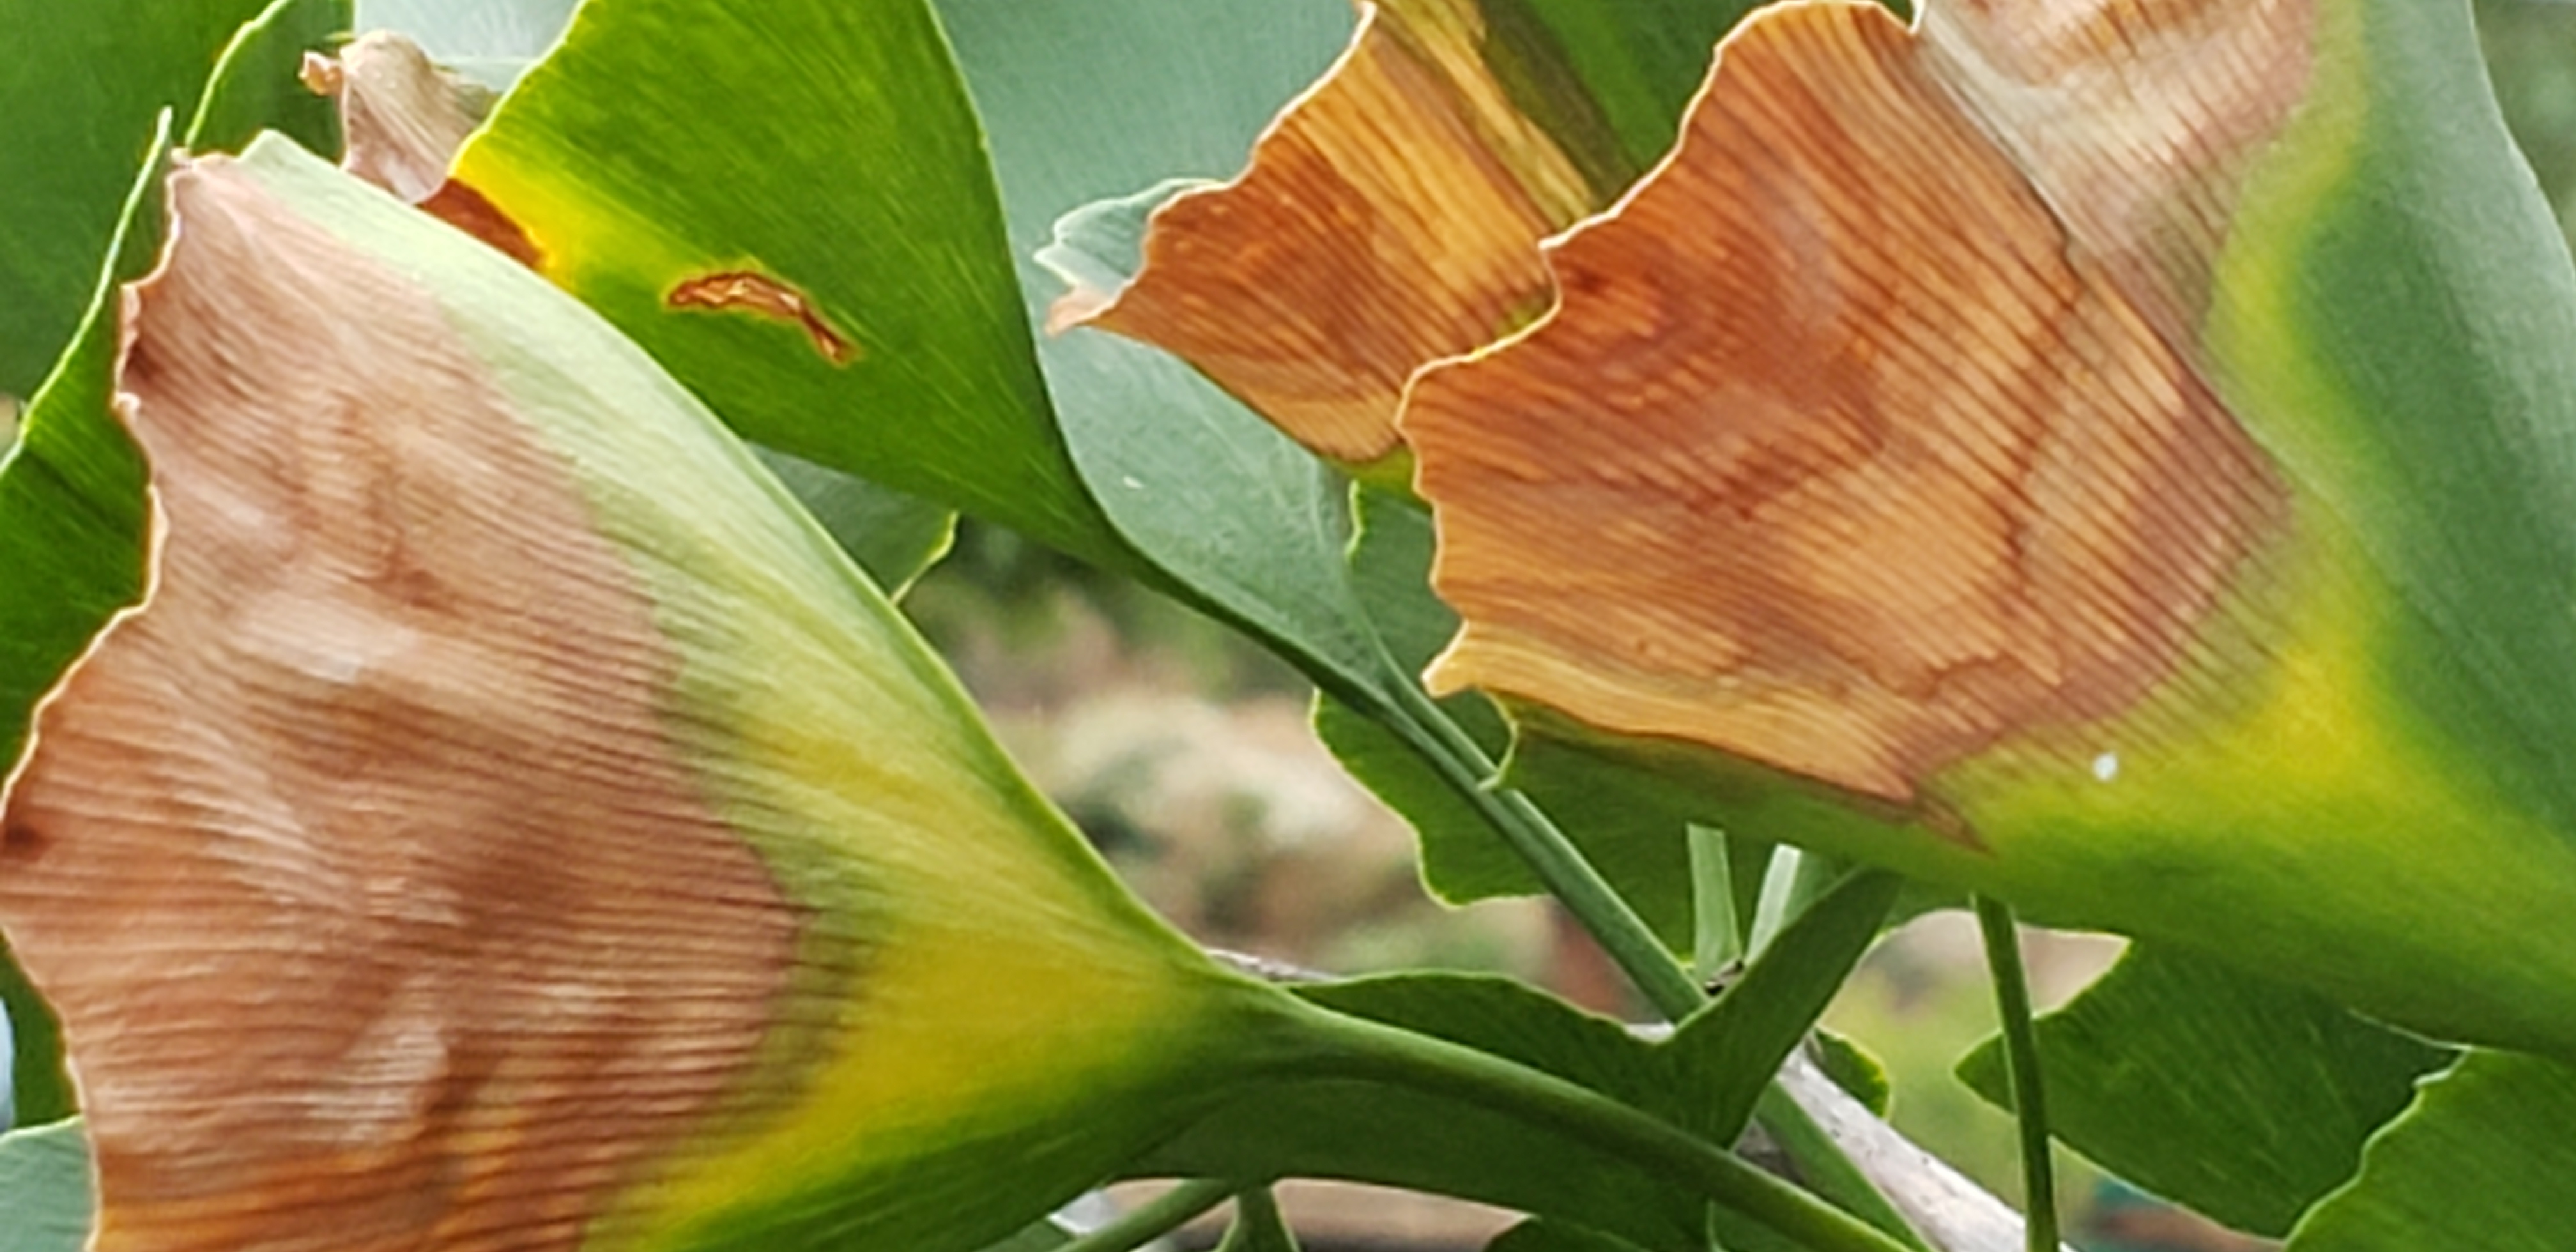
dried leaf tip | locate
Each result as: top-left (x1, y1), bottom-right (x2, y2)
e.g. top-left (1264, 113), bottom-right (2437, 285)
top-left (1060, 0), bottom-right (1594, 466)
top-left (316, 31), bottom-right (493, 205)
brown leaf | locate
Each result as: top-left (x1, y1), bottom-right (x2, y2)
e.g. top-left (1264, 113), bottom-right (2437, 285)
top-left (0, 157), bottom-right (802, 1249)
top-left (317, 32), bottom-right (493, 206)
top-left (310, 33), bottom-right (543, 268)
top-left (1064, 0), bottom-right (1595, 464)
top-left (1404, 0), bottom-right (2304, 804)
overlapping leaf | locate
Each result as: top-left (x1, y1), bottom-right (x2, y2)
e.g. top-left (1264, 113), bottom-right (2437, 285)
top-left (1081, 0), bottom-right (2576, 1069)
top-left (2282, 1052), bottom-right (2576, 1250)
top-left (1956, 945), bottom-right (2451, 1236)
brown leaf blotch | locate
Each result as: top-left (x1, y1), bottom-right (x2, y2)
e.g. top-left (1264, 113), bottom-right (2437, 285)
top-left (1405, 0), bottom-right (2297, 805)
top-left (422, 177), bottom-right (546, 269)
top-left (0, 157), bottom-right (806, 1250)
top-left (668, 270), bottom-right (860, 367)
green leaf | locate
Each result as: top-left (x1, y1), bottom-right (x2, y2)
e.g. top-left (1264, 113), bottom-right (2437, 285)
top-left (1667, 871), bottom-right (1900, 1145)
top-left (1956, 945), bottom-right (2451, 1237)
top-left (452, 0), bottom-right (1114, 568)
top-left (0, 0), bottom-right (338, 399)
top-left (0, 1120), bottom-right (91, 1252)
top-left (2283, 1051), bottom-right (2576, 1251)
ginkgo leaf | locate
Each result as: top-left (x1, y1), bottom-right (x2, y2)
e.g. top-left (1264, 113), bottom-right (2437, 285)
top-left (1062, 0), bottom-right (1595, 466)
top-left (0, 136), bottom-right (1273, 1252)
top-left (1412, 0), bottom-right (2294, 804)
top-left (1399, 0), bottom-right (2576, 1060)
top-left (1057, 0), bottom-right (1769, 468)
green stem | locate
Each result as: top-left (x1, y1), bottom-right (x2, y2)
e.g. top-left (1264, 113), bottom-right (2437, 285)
top-left (1376, 676), bottom-right (1704, 1021)
top-left (1055, 1179), bottom-right (1236, 1252)
top-left (1277, 1000), bottom-right (1917, 1252)
top-left (1687, 826), bottom-right (1743, 984)
top-left (1974, 895), bottom-right (2059, 1252)
top-left (1373, 674), bottom-right (1931, 1245)
top-left (1218, 1186), bottom-right (1299, 1252)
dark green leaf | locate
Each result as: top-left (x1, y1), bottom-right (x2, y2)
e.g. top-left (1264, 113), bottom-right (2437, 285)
top-left (1956, 945), bottom-right (2451, 1237)
top-left (1141, 973), bottom-right (1708, 1252)
top-left (1215, 1188), bottom-right (1300, 1252)
top-left (187, 0), bottom-right (348, 155)
top-left (1479, 0), bottom-right (1770, 183)
top-left (1149, 883), bottom-right (1907, 1252)
top-left (1487, 1218), bottom-right (1657, 1252)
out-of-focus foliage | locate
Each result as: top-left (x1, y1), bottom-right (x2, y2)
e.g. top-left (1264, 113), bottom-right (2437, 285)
top-left (2483, 0), bottom-right (2576, 243)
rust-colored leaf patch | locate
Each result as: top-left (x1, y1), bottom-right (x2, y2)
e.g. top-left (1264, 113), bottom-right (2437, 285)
top-left (1405, 0), bottom-right (2304, 804)
top-left (420, 177), bottom-right (544, 268)
top-left (1062, 0), bottom-right (1595, 464)
top-left (0, 156), bottom-right (801, 1250)
top-left (668, 270), bottom-right (860, 366)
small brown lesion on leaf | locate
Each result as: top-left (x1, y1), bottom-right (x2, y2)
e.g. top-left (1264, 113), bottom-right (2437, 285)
top-left (419, 178), bottom-right (544, 268)
top-left (667, 270), bottom-right (861, 367)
